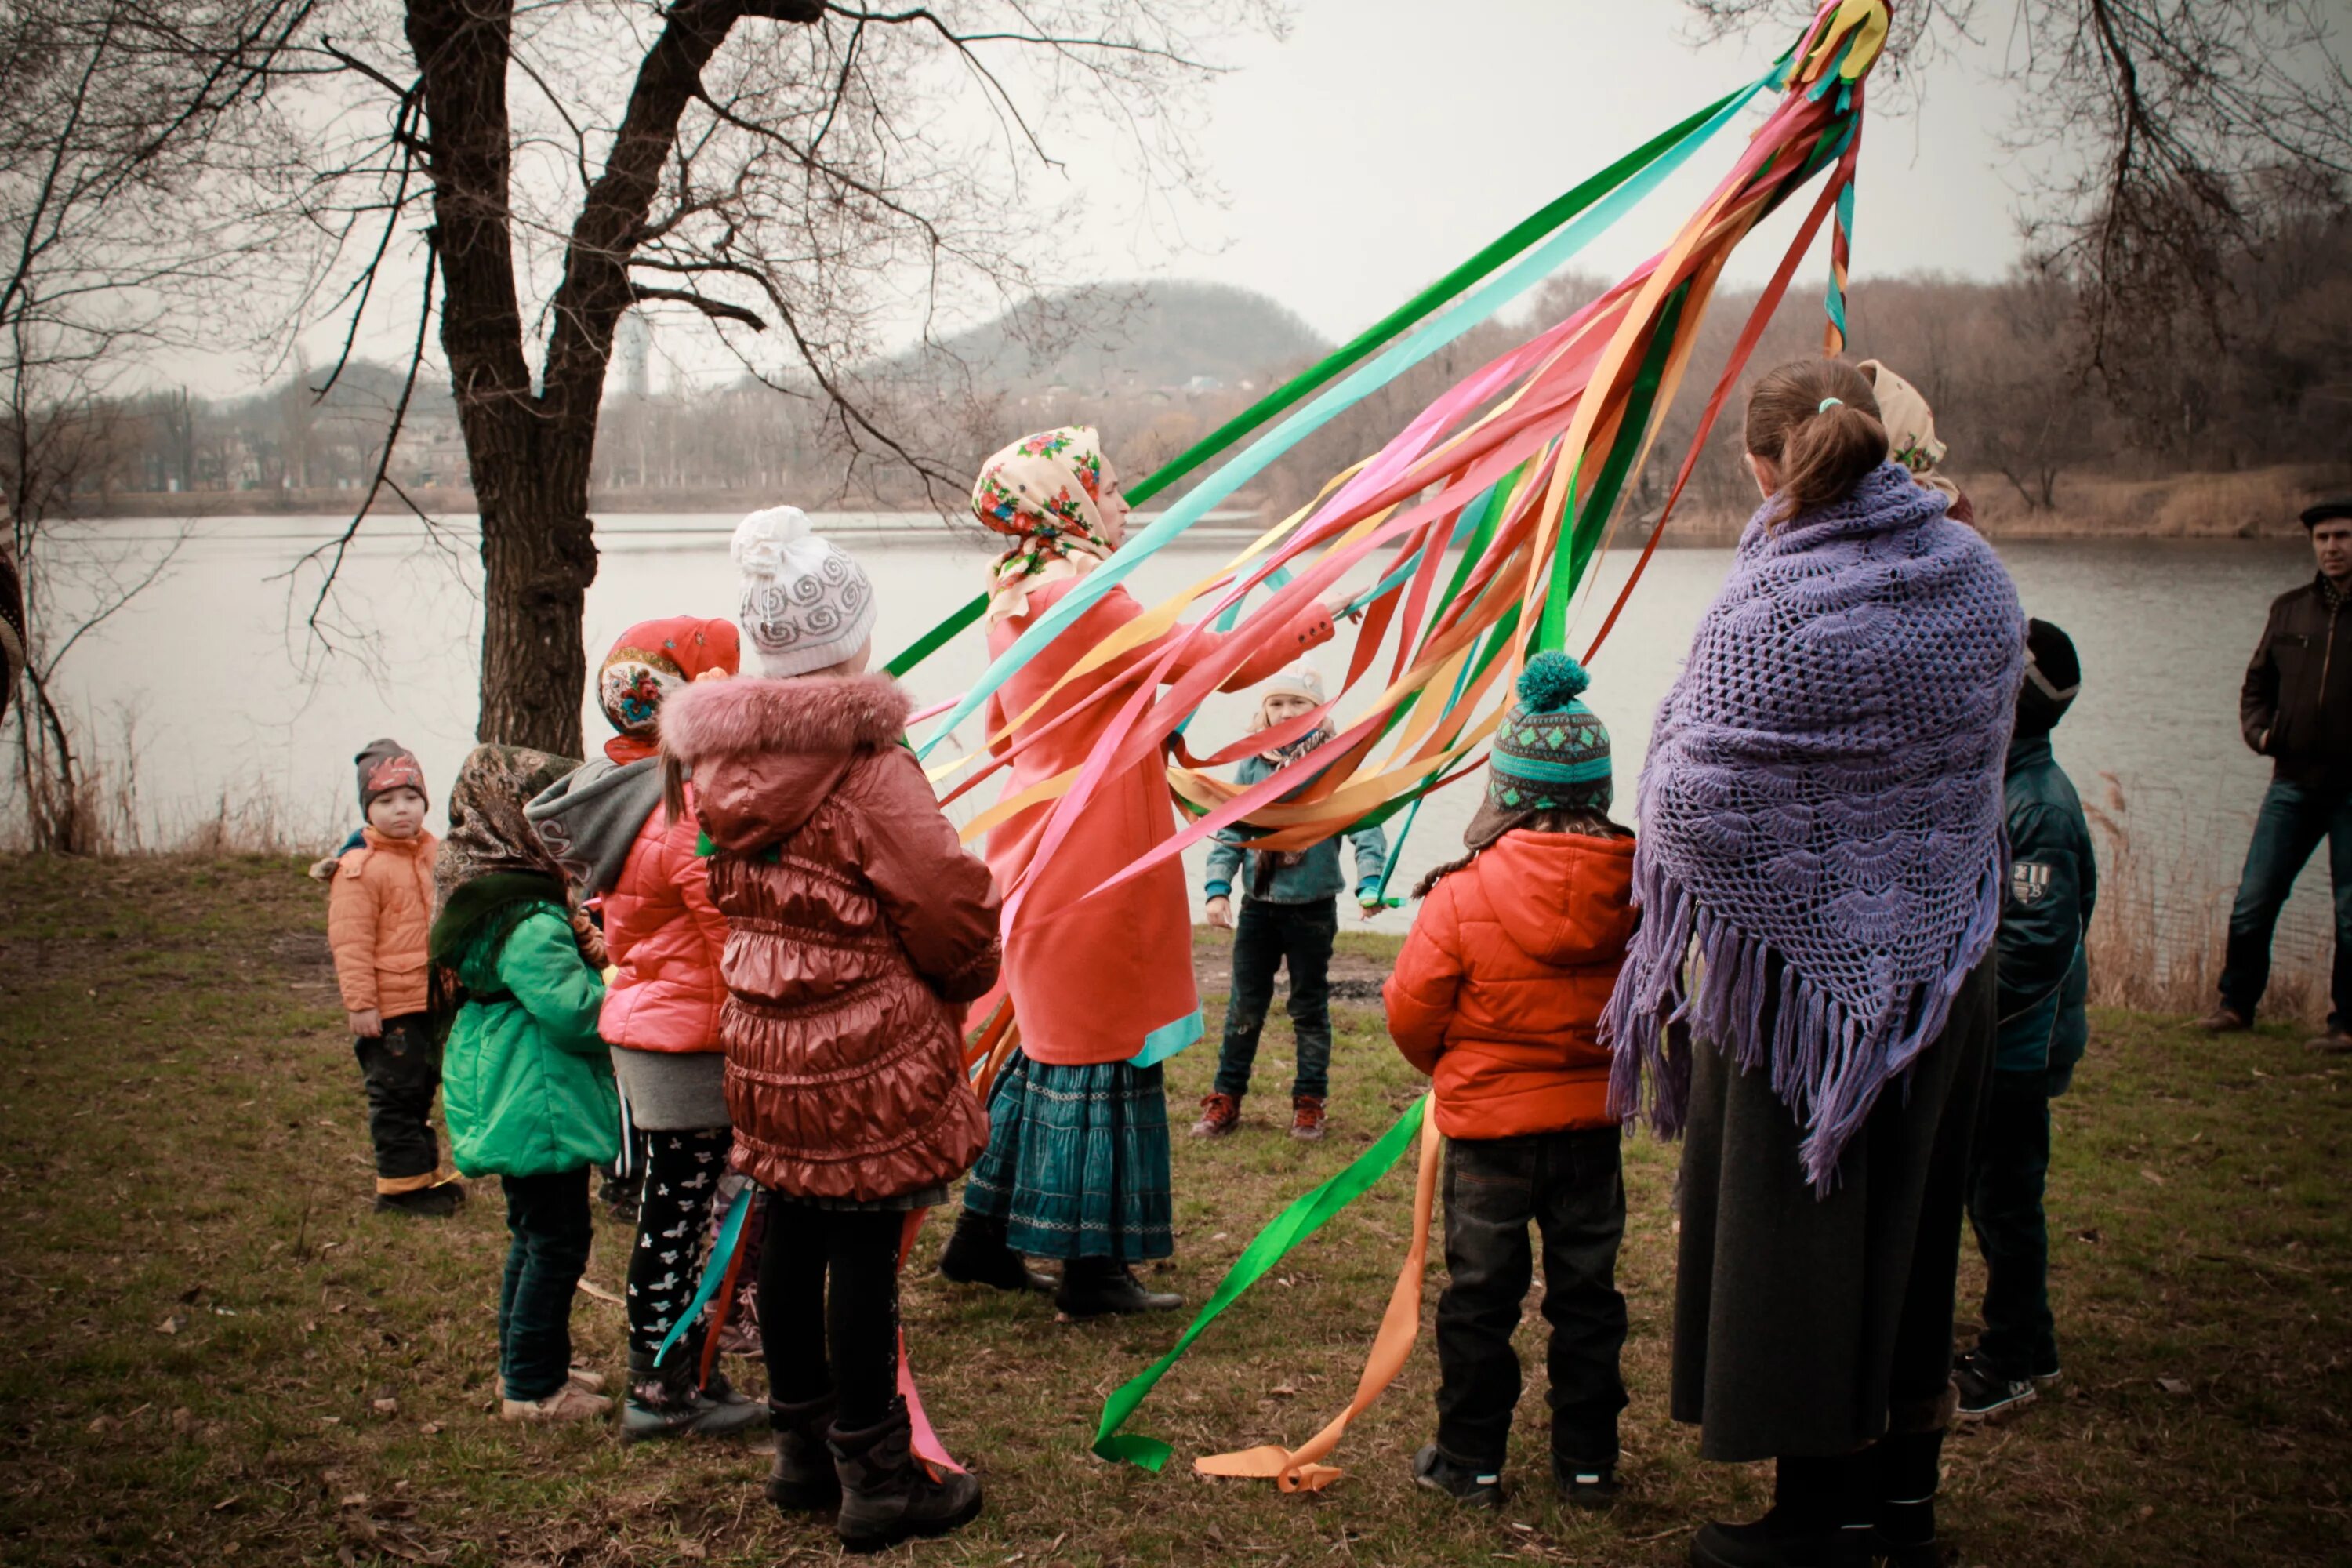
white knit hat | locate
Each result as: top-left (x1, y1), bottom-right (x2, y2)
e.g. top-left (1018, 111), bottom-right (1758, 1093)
top-left (1262, 658), bottom-right (1325, 706)
top-left (731, 506), bottom-right (878, 678)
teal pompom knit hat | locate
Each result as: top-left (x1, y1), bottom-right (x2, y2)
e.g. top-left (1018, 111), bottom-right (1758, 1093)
top-left (1466, 652), bottom-right (1612, 845)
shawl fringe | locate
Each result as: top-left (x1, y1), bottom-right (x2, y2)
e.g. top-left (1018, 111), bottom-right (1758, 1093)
top-left (1603, 838), bottom-right (2007, 1191)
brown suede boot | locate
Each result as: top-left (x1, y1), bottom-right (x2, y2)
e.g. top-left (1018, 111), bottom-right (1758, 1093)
top-left (828, 1399), bottom-right (982, 1552)
top-left (766, 1394), bottom-right (841, 1512)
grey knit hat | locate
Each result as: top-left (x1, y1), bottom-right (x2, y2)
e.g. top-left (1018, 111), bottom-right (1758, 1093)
top-left (731, 506), bottom-right (878, 678)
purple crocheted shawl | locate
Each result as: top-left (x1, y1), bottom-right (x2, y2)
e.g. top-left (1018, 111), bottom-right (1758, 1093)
top-left (1602, 463), bottom-right (2024, 1188)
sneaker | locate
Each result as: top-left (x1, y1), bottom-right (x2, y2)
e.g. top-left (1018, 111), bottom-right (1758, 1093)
top-left (2303, 1028), bottom-right (2352, 1054)
top-left (2195, 1006), bottom-right (2252, 1033)
top-left (1290, 1095), bottom-right (1327, 1142)
top-left (567, 1366), bottom-right (607, 1393)
top-left (1951, 1348), bottom-right (2037, 1421)
top-left (1190, 1092), bottom-right (1242, 1138)
top-left (620, 1350), bottom-right (768, 1443)
top-left (1411, 1443), bottom-right (1501, 1508)
top-left (500, 1385), bottom-right (612, 1423)
top-left (1551, 1454), bottom-right (1618, 1509)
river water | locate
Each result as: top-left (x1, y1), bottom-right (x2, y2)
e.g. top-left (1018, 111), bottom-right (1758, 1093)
top-left (36, 513), bottom-right (2332, 962)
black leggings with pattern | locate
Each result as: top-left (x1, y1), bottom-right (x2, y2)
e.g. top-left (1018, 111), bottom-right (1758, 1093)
top-left (626, 1127), bottom-right (732, 1357)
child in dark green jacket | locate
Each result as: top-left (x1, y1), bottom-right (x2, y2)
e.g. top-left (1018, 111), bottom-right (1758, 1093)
top-left (1955, 619), bottom-right (2096, 1421)
top-left (433, 745), bottom-right (619, 1425)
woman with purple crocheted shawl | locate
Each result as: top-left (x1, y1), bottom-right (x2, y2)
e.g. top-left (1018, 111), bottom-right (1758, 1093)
top-left (1608, 359), bottom-right (2023, 1568)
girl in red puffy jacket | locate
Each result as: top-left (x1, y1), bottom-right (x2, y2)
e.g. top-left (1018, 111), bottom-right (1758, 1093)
top-left (1381, 654), bottom-right (1637, 1512)
top-left (524, 616), bottom-right (766, 1443)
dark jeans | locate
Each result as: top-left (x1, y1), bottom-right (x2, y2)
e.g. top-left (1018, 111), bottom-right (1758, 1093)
top-left (626, 1127), bottom-right (731, 1357)
top-left (1434, 1128), bottom-right (1629, 1471)
top-left (1967, 1069), bottom-right (2057, 1380)
top-left (758, 1199), bottom-right (903, 1428)
top-left (1212, 897), bottom-right (1336, 1101)
top-left (2219, 778), bottom-right (2352, 1028)
top-left (353, 1014), bottom-right (441, 1186)
top-left (498, 1169), bottom-right (593, 1402)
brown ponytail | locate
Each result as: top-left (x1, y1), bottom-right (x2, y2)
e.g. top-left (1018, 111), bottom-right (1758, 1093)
top-left (1743, 358), bottom-right (1888, 527)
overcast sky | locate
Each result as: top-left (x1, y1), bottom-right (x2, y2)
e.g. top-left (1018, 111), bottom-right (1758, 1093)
top-left (208, 1), bottom-right (2059, 397)
top-left (1076, 0), bottom-right (2038, 339)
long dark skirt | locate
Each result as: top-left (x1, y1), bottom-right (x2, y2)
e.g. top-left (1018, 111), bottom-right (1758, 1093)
top-left (1671, 960), bottom-right (1995, 1461)
top-left (961, 1052), bottom-right (1174, 1263)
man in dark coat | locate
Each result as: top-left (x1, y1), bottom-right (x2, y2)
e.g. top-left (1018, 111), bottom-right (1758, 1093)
top-left (2201, 499), bottom-right (2352, 1052)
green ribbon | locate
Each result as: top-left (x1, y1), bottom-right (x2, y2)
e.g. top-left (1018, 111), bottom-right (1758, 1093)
top-left (1092, 1094), bottom-right (1430, 1470)
top-left (881, 84), bottom-right (1758, 684)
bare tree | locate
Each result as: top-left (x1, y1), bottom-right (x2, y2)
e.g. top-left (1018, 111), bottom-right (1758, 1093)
top-left (1, 1), bottom-right (307, 849)
top-left (1685, 2), bottom-right (2352, 362)
top-left (250, 1), bottom-right (1273, 754)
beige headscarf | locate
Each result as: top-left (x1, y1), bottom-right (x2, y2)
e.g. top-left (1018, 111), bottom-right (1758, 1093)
top-left (1857, 359), bottom-right (1961, 507)
top-left (971, 426), bottom-right (1117, 627)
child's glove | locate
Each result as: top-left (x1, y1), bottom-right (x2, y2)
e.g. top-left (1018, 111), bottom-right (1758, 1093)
top-left (570, 908), bottom-right (608, 970)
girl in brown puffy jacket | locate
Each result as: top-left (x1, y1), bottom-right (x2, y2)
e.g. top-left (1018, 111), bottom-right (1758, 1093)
top-left (657, 509), bottom-right (1000, 1552)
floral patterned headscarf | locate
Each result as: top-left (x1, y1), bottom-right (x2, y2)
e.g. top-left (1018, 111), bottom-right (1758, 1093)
top-left (597, 615), bottom-right (739, 765)
top-left (971, 426), bottom-right (1117, 625)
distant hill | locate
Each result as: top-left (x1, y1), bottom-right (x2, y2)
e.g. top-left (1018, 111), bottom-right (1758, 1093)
top-left (886, 281), bottom-right (1327, 395)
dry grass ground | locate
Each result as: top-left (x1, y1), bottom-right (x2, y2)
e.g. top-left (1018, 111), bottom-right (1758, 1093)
top-left (1, 854), bottom-right (2346, 1567)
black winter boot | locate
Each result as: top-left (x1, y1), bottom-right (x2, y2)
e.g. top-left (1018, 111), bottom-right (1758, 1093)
top-left (619, 1346), bottom-right (768, 1443)
top-left (828, 1399), bottom-right (983, 1552)
top-left (1867, 1428), bottom-right (1946, 1568)
top-left (938, 1210), bottom-right (1053, 1292)
top-left (766, 1393), bottom-right (841, 1512)
top-left (1054, 1256), bottom-right (1183, 1319)
top-left (1689, 1454), bottom-right (1875, 1567)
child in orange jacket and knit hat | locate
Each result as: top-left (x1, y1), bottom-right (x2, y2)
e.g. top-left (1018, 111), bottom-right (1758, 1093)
top-left (327, 739), bottom-right (464, 1215)
top-left (1382, 653), bottom-right (1635, 1511)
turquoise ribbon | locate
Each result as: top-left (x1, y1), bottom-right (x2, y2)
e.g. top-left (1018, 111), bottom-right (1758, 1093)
top-left (653, 1185), bottom-right (751, 1367)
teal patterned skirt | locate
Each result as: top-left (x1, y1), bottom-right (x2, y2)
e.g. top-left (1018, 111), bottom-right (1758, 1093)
top-left (962, 1054), bottom-right (1174, 1262)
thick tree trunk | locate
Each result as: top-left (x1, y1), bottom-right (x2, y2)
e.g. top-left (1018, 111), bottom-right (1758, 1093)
top-left (404, 0), bottom-right (820, 755)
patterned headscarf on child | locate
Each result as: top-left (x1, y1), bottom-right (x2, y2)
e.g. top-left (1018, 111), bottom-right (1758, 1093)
top-left (430, 743), bottom-right (582, 965)
top-left (597, 616), bottom-right (740, 764)
top-left (972, 426), bottom-right (1117, 626)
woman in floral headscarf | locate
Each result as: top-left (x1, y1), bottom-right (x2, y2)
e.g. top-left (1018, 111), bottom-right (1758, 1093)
top-left (938, 426), bottom-right (1346, 1318)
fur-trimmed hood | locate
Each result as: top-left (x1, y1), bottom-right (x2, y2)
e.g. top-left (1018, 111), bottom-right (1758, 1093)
top-left (659, 671), bottom-right (912, 765)
top-left (660, 673), bottom-right (916, 853)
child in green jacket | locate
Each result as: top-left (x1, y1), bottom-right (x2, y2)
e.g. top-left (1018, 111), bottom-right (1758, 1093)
top-left (432, 744), bottom-right (620, 1425)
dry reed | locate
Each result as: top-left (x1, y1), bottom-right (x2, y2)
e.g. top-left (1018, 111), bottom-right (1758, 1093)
top-left (2082, 773), bottom-right (2328, 1023)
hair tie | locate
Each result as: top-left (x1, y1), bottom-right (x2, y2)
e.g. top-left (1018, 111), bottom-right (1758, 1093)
top-left (1818, 397), bottom-right (1844, 412)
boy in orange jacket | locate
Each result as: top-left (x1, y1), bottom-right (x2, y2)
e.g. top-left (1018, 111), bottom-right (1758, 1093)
top-left (1383, 654), bottom-right (1635, 1510)
top-left (327, 739), bottom-right (463, 1215)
